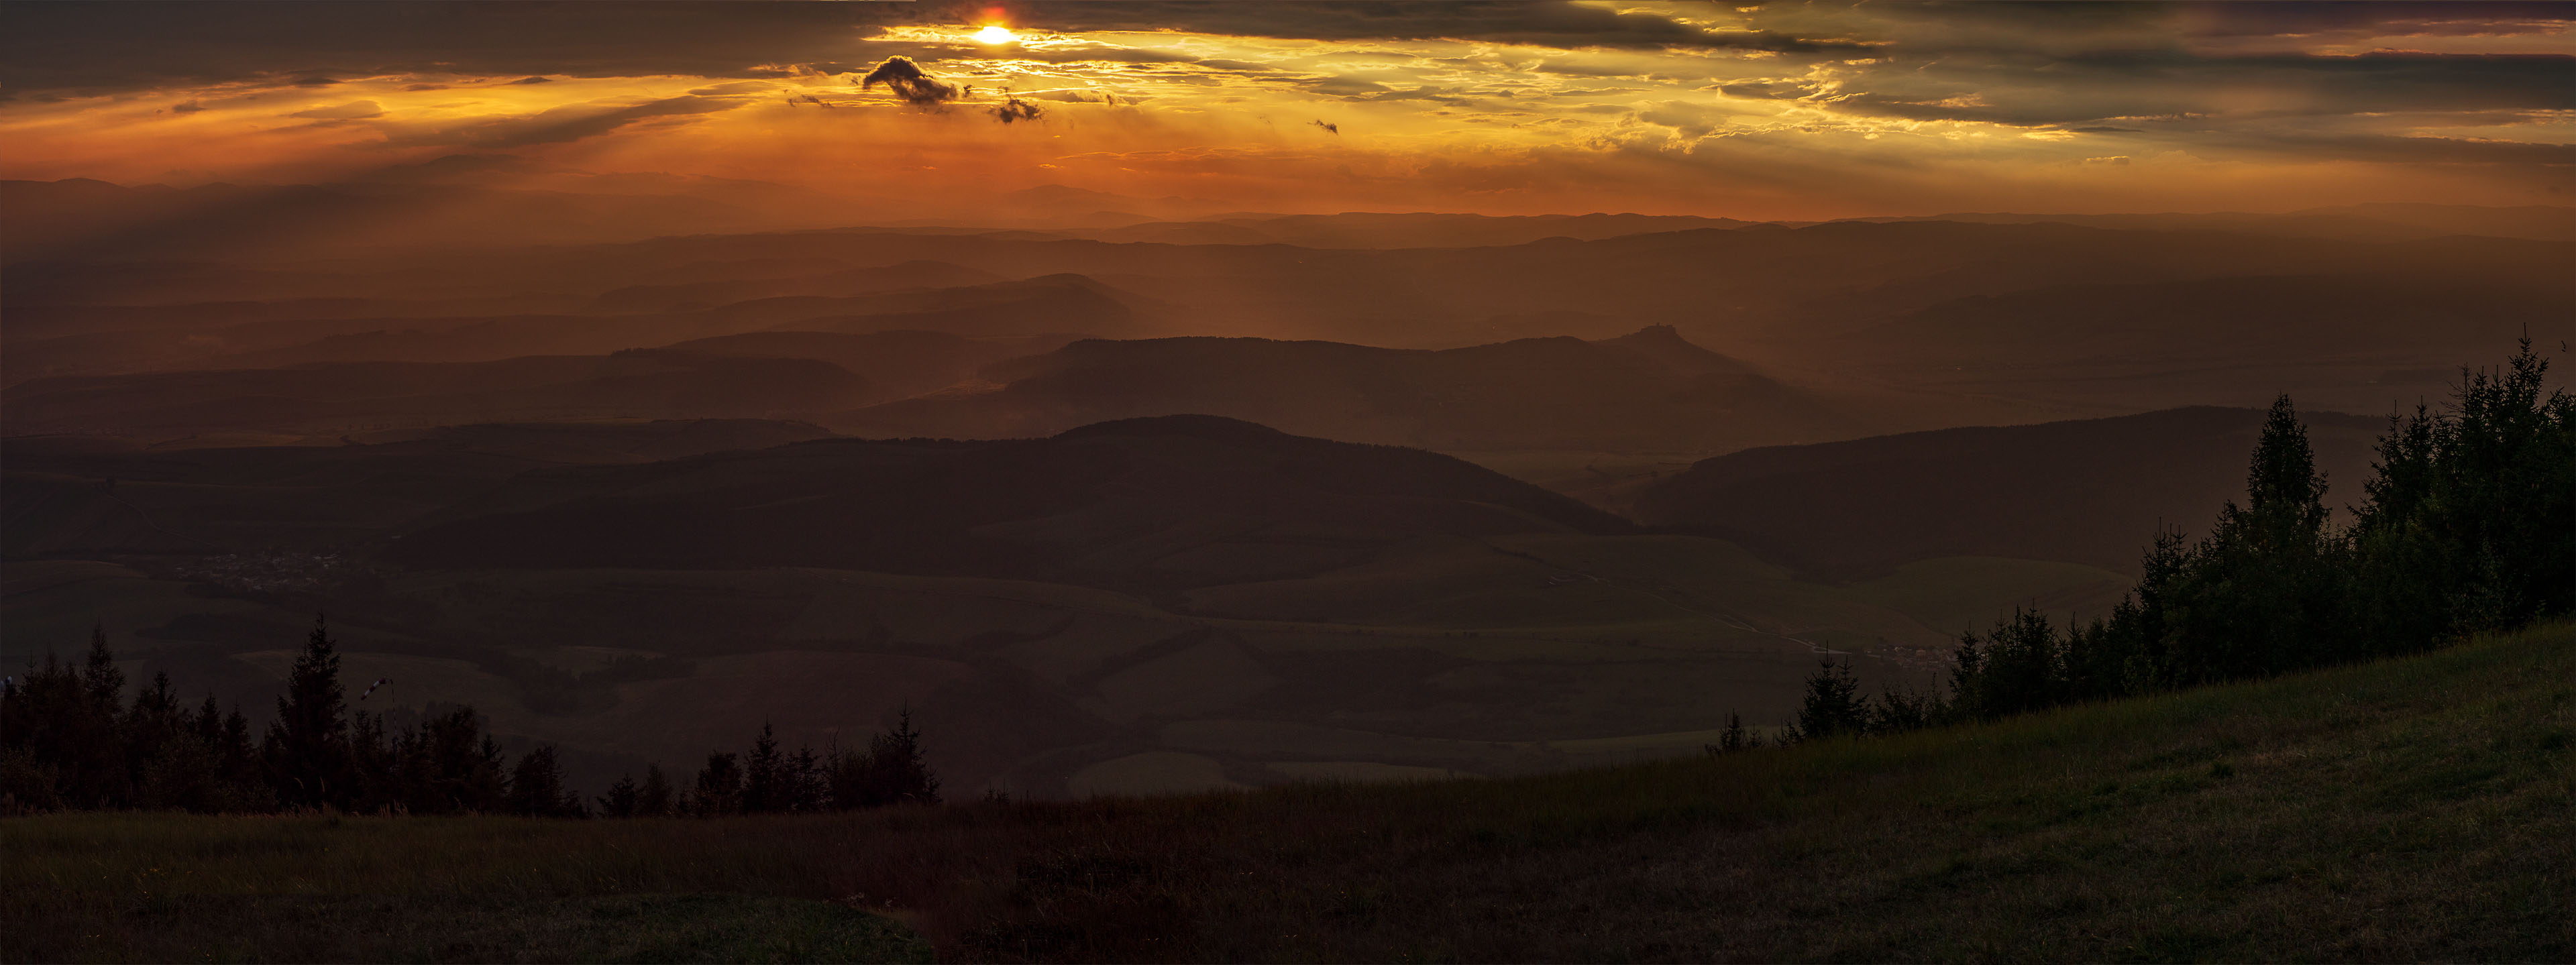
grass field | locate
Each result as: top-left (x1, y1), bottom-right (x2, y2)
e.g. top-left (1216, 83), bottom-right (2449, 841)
top-left (4, 543), bottom-right (2084, 798)
top-left (8, 620), bottom-right (2568, 962)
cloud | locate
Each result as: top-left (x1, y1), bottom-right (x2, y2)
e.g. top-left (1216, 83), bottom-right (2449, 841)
top-left (0, 1), bottom-right (924, 95)
top-left (2231, 132), bottom-right (2576, 166)
top-left (851, 39), bottom-right (1206, 70)
top-left (1311, 119), bottom-right (1340, 135)
top-left (2180, 2), bottom-right (2575, 40)
top-left (509, 75), bottom-right (552, 84)
top-left (689, 81), bottom-right (774, 96)
top-left (1716, 81), bottom-right (1818, 101)
top-left (1309, 76), bottom-right (1393, 97)
top-left (862, 56), bottom-right (964, 107)
top-left (990, 96), bottom-right (1043, 124)
top-left (1823, 50), bottom-right (2576, 127)
top-left (289, 99), bottom-right (383, 119)
top-left (387, 94), bottom-right (743, 149)
top-left (1012, 1), bottom-right (1876, 54)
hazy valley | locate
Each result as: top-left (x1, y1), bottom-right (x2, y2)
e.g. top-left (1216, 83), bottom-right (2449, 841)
top-left (8, 180), bottom-right (2563, 802)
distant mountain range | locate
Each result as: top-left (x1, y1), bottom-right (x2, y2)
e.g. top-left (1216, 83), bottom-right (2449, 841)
top-left (836, 325), bottom-right (1854, 453)
top-left (1839, 203), bottom-right (2575, 243)
top-left (1633, 406), bottom-right (2388, 579)
top-left (2, 321), bottom-right (1858, 455)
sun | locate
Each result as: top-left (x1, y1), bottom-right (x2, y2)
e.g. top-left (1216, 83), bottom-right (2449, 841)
top-left (974, 24), bottom-right (1014, 44)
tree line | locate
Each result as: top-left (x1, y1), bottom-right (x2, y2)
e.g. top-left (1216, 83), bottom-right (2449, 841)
top-left (1733, 339), bottom-right (2573, 747)
top-left (1, 618), bottom-right (938, 815)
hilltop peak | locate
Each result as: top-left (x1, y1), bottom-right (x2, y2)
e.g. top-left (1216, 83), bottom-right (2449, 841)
top-left (1589, 325), bottom-right (1750, 376)
top-left (1053, 413), bottom-right (1287, 443)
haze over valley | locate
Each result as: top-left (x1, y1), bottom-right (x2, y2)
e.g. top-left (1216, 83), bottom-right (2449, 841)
top-left (11, 180), bottom-right (2561, 797)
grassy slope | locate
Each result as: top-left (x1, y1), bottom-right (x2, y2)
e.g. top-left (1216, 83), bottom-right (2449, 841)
top-left (7, 621), bottom-right (2569, 963)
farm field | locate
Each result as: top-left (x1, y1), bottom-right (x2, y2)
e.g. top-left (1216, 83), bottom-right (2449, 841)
top-left (7, 528), bottom-right (2110, 799)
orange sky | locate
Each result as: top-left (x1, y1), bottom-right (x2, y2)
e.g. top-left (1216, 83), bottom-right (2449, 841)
top-left (3, 1), bottom-right (2569, 220)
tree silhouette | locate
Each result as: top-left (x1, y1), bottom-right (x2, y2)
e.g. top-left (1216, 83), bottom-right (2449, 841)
top-left (1791, 659), bottom-right (1868, 740)
top-left (266, 614), bottom-right (352, 810)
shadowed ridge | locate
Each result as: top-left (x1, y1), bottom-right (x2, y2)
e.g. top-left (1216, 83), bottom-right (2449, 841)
top-left (375, 412), bottom-right (1631, 586)
top-left (1587, 324), bottom-right (1754, 378)
top-left (1633, 405), bottom-right (2387, 579)
top-left (1051, 412), bottom-right (1290, 442)
top-left (835, 329), bottom-right (1847, 452)
top-left (1051, 413), bottom-right (1636, 536)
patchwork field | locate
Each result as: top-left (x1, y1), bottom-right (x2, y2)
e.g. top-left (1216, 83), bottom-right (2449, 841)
top-left (3, 526), bottom-right (2118, 799)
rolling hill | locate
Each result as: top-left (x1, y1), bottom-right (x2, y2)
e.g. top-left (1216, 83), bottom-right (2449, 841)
top-left (1632, 406), bottom-right (2387, 579)
top-left (3, 273), bottom-right (1155, 385)
top-left (0, 351), bottom-right (871, 438)
top-left (383, 414), bottom-right (1632, 591)
top-left (832, 325), bottom-right (1858, 453)
top-left (9, 413), bottom-right (2068, 801)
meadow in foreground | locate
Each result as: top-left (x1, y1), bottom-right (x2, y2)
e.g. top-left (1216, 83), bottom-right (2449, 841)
top-left (8, 620), bottom-right (2568, 963)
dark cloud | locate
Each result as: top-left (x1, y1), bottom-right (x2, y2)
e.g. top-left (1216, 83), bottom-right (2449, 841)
top-left (2176, 1), bottom-right (2575, 38)
top-left (862, 56), bottom-right (965, 107)
top-left (1716, 82), bottom-right (1817, 101)
top-left (990, 97), bottom-right (1044, 124)
top-left (1310, 76), bottom-right (1393, 97)
top-left (0, 1), bottom-right (924, 95)
top-left (1832, 50), bottom-right (2576, 126)
top-left (509, 75), bottom-right (553, 84)
top-left (1311, 119), bottom-right (1340, 135)
top-left (400, 95), bottom-right (741, 149)
top-left (1009, 1), bottom-right (1876, 53)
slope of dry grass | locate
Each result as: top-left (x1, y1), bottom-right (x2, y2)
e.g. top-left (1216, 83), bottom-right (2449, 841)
top-left (7, 621), bottom-right (2569, 962)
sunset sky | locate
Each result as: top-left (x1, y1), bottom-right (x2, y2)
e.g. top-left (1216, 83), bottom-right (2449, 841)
top-left (4, 1), bottom-right (2570, 219)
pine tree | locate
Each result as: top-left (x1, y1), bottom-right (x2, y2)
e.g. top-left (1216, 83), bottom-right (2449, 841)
top-left (1713, 711), bottom-right (1756, 753)
top-left (2163, 397), bottom-right (2339, 683)
top-left (867, 707), bottom-right (941, 805)
top-left (786, 744), bottom-right (824, 812)
top-left (1970, 608), bottom-right (2062, 719)
top-left (3, 653), bottom-right (77, 810)
top-left (598, 773), bottom-right (640, 817)
top-left (1867, 688), bottom-right (1935, 733)
top-left (1792, 659), bottom-right (1868, 740)
top-left (825, 741), bottom-right (874, 809)
top-left (508, 745), bottom-right (583, 817)
top-left (80, 625), bottom-right (123, 706)
top-left (267, 614), bottom-right (352, 810)
top-left (2349, 337), bottom-right (2575, 646)
top-left (348, 711), bottom-right (398, 813)
top-left (637, 763), bottom-right (674, 817)
top-left (60, 629), bottom-right (132, 807)
top-left (691, 751), bottom-right (743, 815)
top-left (742, 723), bottom-right (785, 813)
top-left (400, 704), bottom-right (506, 813)
top-left (216, 705), bottom-right (268, 811)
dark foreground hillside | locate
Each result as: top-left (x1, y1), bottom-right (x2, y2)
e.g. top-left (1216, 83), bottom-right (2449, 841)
top-left (8, 620), bottom-right (2568, 962)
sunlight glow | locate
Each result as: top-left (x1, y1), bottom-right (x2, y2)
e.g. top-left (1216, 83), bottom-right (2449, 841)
top-left (975, 24), bottom-right (1014, 44)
